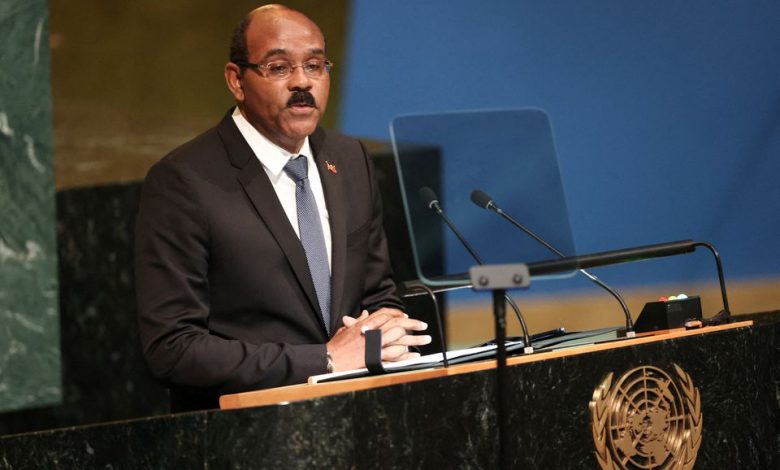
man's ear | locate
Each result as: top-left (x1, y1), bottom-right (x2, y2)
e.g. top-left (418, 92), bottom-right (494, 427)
top-left (224, 62), bottom-right (244, 101)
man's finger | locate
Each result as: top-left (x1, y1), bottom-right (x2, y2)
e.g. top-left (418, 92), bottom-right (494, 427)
top-left (370, 307), bottom-right (406, 318)
top-left (391, 351), bottom-right (422, 362)
top-left (380, 344), bottom-right (412, 361)
top-left (342, 310), bottom-right (369, 327)
top-left (356, 311), bottom-right (403, 332)
top-left (379, 318), bottom-right (427, 333)
top-left (375, 320), bottom-right (428, 344)
top-left (384, 334), bottom-right (432, 347)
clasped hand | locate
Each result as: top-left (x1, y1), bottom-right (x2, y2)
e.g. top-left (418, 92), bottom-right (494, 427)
top-left (326, 308), bottom-right (431, 372)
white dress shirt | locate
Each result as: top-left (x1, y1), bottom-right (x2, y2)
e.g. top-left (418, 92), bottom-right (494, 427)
top-left (232, 107), bottom-right (332, 269)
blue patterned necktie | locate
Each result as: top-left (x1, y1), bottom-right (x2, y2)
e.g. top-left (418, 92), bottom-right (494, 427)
top-left (283, 156), bottom-right (331, 334)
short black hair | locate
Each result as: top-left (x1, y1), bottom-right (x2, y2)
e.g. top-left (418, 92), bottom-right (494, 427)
top-left (229, 13), bottom-right (252, 65)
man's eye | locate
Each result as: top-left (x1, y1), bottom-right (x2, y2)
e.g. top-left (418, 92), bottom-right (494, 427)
top-left (266, 62), bottom-right (291, 75)
top-left (302, 61), bottom-right (323, 73)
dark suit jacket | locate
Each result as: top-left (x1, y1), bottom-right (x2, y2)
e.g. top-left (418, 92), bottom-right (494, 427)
top-left (134, 112), bottom-right (403, 411)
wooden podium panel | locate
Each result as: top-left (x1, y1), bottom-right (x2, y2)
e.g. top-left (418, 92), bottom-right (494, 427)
top-left (219, 321), bottom-right (752, 410)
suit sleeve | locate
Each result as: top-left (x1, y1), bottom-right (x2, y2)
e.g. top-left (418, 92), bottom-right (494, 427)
top-left (134, 157), bottom-right (327, 396)
top-left (357, 142), bottom-right (406, 312)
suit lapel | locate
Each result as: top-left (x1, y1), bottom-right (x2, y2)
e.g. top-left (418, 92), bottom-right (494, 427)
top-left (216, 114), bottom-right (325, 333)
top-left (310, 128), bottom-right (347, 335)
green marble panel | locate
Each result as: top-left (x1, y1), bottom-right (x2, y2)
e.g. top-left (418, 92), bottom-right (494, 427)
top-left (0, 0), bottom-right (61, 412)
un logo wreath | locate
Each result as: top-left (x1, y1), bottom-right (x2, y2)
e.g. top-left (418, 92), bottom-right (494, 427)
top-left (589, 364), bottom-right (702, 470)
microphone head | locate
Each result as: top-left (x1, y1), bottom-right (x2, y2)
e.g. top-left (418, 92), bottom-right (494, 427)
top-left (419, 186), bottom-right (440, 209)
top-left (470, 189), bottom-right (493, 209)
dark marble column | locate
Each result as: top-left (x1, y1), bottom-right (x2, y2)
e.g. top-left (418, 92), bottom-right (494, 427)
top-left (0, 184), bottom-right (170, 435)
top-left (0, 0), bottom-right (61, 413)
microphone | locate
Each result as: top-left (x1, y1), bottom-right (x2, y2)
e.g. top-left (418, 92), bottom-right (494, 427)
top-left (419, 187), bottom-right (534, 352)
top-left (419, 187), bottom-right (484, 264)
top-left (470, 190), bottom-right (496, 211)
top-left (419, 187), bottom-right (440, 211)
top-left (470, 189), bottom-right (635, 335)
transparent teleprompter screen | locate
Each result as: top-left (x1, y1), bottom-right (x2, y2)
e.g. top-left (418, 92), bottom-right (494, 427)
top-left (390, 109), bottom-right (578, 288)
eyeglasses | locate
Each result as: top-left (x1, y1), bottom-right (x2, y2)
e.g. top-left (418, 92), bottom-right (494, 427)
top-left (236, 58), bottom-right (333, 80)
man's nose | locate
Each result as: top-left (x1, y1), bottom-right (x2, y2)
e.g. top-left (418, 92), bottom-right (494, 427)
top-left (287, 65), bottom-right (313, 90)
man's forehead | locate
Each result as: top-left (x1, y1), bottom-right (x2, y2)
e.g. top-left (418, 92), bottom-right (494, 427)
top-left (248, 9), bottom-right (324, 40)
top-left (246, 12), bottom-right (325, 56)
top-left (260, 47), bottom-right (326, 60)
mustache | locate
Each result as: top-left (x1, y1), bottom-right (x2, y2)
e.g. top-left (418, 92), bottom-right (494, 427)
top-left (287, 91), bottom-right (316, 108)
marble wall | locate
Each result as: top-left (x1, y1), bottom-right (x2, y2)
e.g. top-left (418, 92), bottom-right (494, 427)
top-left (0, 0), bottom-right (61, 413)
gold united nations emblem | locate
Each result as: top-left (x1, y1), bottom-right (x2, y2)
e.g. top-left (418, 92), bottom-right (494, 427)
top-left (589, 364), bottom-right (702, 470)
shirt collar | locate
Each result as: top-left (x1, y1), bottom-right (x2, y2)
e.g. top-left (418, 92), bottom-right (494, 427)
top-left (231, 107), bottom-right (313, 179)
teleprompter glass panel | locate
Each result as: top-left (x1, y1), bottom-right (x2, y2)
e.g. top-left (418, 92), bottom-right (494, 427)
top-left (390, 109), bottom-right (577, 287)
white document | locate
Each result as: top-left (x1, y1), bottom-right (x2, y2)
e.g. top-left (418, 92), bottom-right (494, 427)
top-left (308, 342), bottom-right (522, 384)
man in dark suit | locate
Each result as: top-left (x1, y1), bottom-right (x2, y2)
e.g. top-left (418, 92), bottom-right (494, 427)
top-left (134, 4), bottom-right (430, 411)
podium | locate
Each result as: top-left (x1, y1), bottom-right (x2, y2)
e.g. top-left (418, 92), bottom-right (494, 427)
top-left (2, 314), bottom-right (776, 468)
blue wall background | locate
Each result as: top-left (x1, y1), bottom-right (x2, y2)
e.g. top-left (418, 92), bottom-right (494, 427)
top-left (341, 1), bottom-right (780, 291)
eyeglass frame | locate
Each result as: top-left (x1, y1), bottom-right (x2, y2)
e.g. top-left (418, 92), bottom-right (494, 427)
top-left (234, 58), bottom-right (334, 79)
